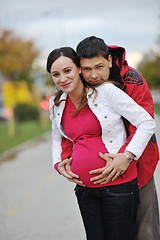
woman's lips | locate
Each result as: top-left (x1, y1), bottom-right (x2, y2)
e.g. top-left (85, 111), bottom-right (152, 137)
top-left (61, 82), bottom-right (71, 88)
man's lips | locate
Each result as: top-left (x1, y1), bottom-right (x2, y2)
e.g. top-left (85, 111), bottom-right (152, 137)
top-left (89, 80), bottom-right (102, 84)
top-left (91, 80), bottom-right (100, 84)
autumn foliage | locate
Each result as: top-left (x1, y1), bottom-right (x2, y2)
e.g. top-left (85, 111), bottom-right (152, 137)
top-left (138, 51), bottom-right (160, 89)
top-left (0, 29), bottom-right (39, 85)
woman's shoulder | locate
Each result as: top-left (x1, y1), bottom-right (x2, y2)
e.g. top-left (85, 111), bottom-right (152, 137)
top-left (49, 93), bottom-right (67, 113)
top-left (97, 82), bottom-right (121, 97)
top-left (98, 82), bottom-right (118, 90)
top-left (95, 82), bottom-right (129, 108)
top-left (49, 95), bottom-right (55, 111)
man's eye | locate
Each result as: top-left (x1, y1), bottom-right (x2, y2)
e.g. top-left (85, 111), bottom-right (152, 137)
top-left (97, 65), bottom-right (103, 69)
top-left (83, 68), bottom-right (90, 71)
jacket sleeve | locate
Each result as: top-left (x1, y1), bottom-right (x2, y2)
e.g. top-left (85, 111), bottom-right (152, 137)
top-left (49, 97), bottom-right (63, 172)
top-left (102, 83), bottom-right (156, 160)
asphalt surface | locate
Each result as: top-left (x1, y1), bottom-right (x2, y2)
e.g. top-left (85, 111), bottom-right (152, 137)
top-left (0, 114), bottom-right (160, 240)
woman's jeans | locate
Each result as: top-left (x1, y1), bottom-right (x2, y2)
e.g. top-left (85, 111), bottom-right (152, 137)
top-left (74, 178), bottom-right (139, 240)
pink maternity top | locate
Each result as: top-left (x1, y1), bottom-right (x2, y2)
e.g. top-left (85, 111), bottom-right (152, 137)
top-left (62, 96), bottom-right (137, 188)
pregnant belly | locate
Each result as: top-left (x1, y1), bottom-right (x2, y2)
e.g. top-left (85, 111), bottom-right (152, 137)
top-left (71, 137), bottom-right (107, 187)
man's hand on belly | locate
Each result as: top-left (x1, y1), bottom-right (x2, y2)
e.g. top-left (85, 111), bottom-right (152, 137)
top-left (89, 153), bottom-right (113, 184)
top-left (89, 153), bottom-right (130, 184)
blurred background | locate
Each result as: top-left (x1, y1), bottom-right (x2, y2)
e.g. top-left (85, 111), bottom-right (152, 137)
top-left (0, 0), bottom-right (160, 153)
top-left (0, 1), bottom-right (160, 239)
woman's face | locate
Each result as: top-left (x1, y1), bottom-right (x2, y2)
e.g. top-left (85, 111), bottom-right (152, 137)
top-left (50, 56), bottom-right (82, 94)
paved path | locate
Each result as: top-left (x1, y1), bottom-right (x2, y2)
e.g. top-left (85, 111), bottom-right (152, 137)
top-left (0, 115), bottom-right (160, 240)
top-left (0, 133), bottom-right (86, 240)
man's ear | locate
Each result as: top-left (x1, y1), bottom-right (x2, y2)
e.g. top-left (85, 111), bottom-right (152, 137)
top-left (108, 55), bottom-right (112, 68)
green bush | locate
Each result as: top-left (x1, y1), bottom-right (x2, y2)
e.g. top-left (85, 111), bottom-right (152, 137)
top-left (14, 103), bottom-right (40, 122)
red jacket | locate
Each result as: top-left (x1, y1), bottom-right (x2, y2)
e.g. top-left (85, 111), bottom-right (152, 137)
top-left (60, 46), bottom-right (159, 189)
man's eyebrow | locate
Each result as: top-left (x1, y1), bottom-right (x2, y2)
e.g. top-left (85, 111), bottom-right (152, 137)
top-left (81, 65), bottom-right (90, 68)
top-left (81, 62), bottom-right (104, 68)
top-left (95, 62), bottom-right (104, 66)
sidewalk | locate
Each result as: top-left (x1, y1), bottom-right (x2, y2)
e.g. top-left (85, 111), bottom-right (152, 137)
top-left (0, 131), bottom-right (86, 240)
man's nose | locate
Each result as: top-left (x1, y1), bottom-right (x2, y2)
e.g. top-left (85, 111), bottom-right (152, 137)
top-left (91, 70), bottom-right (98, 79)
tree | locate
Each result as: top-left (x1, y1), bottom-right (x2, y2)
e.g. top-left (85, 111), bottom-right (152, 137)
top-left (138, 13), bottom-right (160, 89)
top-left (0, 29), bottom-right (39, 85)
top-left (138, 51), bottom-right (160, 89)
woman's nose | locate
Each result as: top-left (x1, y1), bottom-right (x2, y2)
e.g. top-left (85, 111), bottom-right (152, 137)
top-left (60, 74), bottom-right (67, 82)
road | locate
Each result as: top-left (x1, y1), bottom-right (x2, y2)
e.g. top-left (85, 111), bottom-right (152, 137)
top-left (0, 114), bottom-right (160, 240)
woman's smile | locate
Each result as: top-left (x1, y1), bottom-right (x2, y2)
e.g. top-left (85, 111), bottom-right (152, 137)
top-left (61, 82), bottom-right (71, 88)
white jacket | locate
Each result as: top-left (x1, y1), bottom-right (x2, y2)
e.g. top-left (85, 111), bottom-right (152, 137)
top-left (49, 83), bottom-right (156, 168)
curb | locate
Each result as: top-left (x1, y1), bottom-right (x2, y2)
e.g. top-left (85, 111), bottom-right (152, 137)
top-left (0, 131), bottom-right (51, 162)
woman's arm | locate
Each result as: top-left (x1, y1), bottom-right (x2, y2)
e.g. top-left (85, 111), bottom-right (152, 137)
top-left (102, 83), bottom-right (156, 159)
top-left (89, 83), bottom-right (156, 184)
top-left (49, 97), bottom-right (85, 185)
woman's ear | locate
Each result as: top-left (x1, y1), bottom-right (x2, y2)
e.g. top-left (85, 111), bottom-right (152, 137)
top-left (79, 67), bottom-right (82, 74)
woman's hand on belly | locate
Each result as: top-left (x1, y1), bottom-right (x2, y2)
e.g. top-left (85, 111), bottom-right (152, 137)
top-left (58, 157), bottom-right (86, 186)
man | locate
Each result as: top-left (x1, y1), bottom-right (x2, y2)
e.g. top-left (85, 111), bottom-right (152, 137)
top-left (58, 36), bottom-right (160, 240)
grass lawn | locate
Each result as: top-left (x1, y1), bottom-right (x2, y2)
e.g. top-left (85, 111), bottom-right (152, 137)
top-left (0, 117), bottom-right (51, 154)
top-left (154, 103), bottom-right (160, 115)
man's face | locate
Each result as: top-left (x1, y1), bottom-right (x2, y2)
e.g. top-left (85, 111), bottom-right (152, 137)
top-left (80, 55), bottom-right (112, 85)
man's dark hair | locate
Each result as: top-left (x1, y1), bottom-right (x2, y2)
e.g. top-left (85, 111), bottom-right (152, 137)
top-left (76, 36), bottom-right (123, 86)
top-left (76, 36), bottom-right (109, 60)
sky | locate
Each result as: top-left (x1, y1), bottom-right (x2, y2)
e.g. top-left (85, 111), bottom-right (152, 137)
top-left (0, 0), bottom-right (160, 68)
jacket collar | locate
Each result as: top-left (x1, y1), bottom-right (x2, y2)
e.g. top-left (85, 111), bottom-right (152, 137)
top-left (59, 92), bottom-right (67, 101)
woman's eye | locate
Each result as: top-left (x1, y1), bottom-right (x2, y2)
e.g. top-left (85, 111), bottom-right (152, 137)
top-left (65, 69), bottom-right (71, 73)
top-left (53, 73), bottom-right (59, 77)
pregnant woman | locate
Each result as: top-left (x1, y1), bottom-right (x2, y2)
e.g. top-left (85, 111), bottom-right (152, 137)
top-left (47, 47), bottom-right (155, 240)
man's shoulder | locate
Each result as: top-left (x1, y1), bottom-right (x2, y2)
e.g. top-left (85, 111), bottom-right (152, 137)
top-left (123, 66), bottom-right (144, 87)
top-left (121, 67), bottom-right (153, 115)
